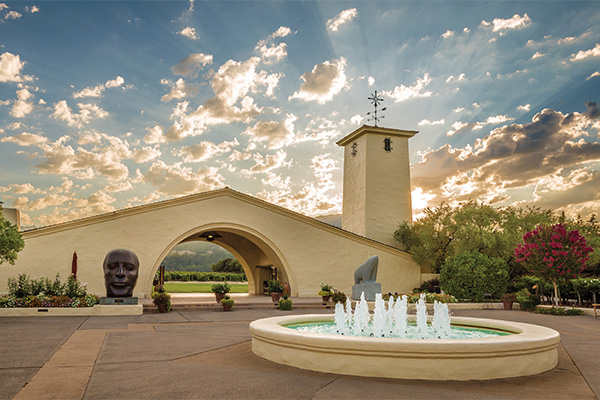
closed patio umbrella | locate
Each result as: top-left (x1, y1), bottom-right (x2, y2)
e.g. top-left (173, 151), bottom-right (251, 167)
top-left (71, 251), bottom-right (77, 280)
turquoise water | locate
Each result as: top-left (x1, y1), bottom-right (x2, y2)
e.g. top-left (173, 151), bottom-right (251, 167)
top-left (285, 322), bottom-right (512, 339)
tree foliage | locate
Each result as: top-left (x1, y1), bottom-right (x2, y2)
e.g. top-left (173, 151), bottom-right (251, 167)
top-left (0, 210), bottom-right (24, 265)
top-left (439, 251), bottom-right (509, 302)
top-left (395, 201), bottom-right (554, 274)
top-left (515, 223), bottom-right (593, 306)
top-left (162, 242), bottom-right (234, 272)
top-left (211, 257), bottom-right (243, 273)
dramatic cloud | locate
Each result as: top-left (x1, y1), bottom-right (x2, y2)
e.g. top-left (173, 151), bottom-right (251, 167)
top-left (481, 13), bottom-right (531, 34)
top-left (418, 119), bottom-right (445, 126)
top-left (240, 150), bottom-right (291, 176)
top-left (1, 132), bottom-right (47, 146)
top-left (73, 76), bottom-right (125, 98)
top-left (518, 104), bottom-right (532, 111)
top-left (143, 161), bottom-right (225, 195)
top-left (412, 103), bottom-right (600, 214)
top-left (326, 8), bottom-right (357, 32)
top-left (10, 88), bottom-right (34, 118)
top-left (272, 26), bottom-right (291, 38)
top-left (446, 115), bottom-right (513, 136)
top-left (178, 26), bottom-right (198, 40)
top-left (570, 43), bottom-right (600, 61)
top-left (289, 58), bottom-right (347, 104)
top-left (171, 53), bottom-right (213, 78)
top-left (255, 41), bottom-right (287, 64)
top-left (383, 74), bottom-right (432, 103)
top-left (0, 52), bottom-right (32, 83)
top-left (161, 78), bottom-right (198, 102)
top-left (143, 125), bottom-right (166, 144)
top-left (176, 139), bottom-right (239, 162)
top-left (4, 10), bottom-right (22, 20)
top-left (243, 114), bottom-right (296, 149)
top-left (50, 101), bottom-right (109, 127)
top-left (587, 71), bottom-right (600, 80)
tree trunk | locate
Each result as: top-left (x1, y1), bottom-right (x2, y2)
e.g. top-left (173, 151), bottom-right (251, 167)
top-left (552, 281), bottom-right (559, 308)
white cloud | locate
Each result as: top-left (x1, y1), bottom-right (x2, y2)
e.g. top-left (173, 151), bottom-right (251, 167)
top-left (10, 88), bottom-right (34, 118)
top-left (531, 51), bottom-right (545, 59)
top-left (132, 146), bottom-right (161, 163)
top-left (289, 58), bottom-right (347, 104)
top-left (177, 139), bottom-right (238, 162)
top-left (383, 73), bottom-right (432, 103)
top-left (441, 30), bottom-right (455, 39)
top-left (50, 101), bottom-right (109, 127)
top-left (570, 43), bottom-right (600, 61)
top-left (518, 104), bottom-right (531, 111)
top-left (350, 114), bottom-right (363, 125)
top-left (161, 78), bottom-right (198, 102)
top-left (4, 10), bottom-right (22, 20)
top-left (0, 52), bottom-right (31, 83)
top-left (0, 132), bottom-right (47, 146)
top-left (243, 115), bottom-right (296, 149)
top-left (240, 150), bottom-right (291, 176)
top-left (587, 71), bottom-right (600, 80)
top-left (481, 13), bottom-right (531, 34)
top-left (143, 161), bottom-right (225, 195)
top-left (178, 26), bottom-right (199, 40)
top-left (73, 76), bottom-right (125, 98)
top-left (143, 125), bottom-right (166, 144)
top-left (25, 5), bottom-right (39, 13)
top-left (272, 26), bottom-right (291, 38)
top-left (368, 76), bottom-right (375, 86)
top-left (326, 8), bottom-right (357, 32)
top-left (418, 119), bottom-right (445, 126)
top-left (255, 41), bottom-right (287, 64)
top-left (171, 53), bottom-right (213, 78)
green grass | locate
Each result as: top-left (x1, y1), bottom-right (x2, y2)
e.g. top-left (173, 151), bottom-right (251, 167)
top-left (163, 282), bottom-right (248, 293)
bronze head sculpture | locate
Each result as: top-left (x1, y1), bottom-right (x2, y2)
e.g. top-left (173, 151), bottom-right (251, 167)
top-left (103, 249), bottom-right (139, 297)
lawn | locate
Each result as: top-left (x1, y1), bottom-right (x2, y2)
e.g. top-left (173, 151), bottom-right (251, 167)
top-left (164, 282), bottom-right (249, 293)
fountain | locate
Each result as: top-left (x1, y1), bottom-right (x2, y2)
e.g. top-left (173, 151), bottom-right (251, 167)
top-left (250, 292), bottom-right (561, 380)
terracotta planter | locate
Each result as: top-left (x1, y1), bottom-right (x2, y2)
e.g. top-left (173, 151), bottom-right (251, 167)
top-left (322, 296), bottom-right (331, 305)
top-left (271, 292), bottom-right (282, 303)
top-left (157, 303), bottom-right (168, 313)
top-left (215, 293), bottom-right (225, 303)
top-left (222, 303), bottom-right (233, 311)
top-left (502, 301), bottom-right (513, 310)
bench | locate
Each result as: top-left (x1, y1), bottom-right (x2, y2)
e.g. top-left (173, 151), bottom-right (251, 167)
top-left (594, 304), bottom-right (600, 319)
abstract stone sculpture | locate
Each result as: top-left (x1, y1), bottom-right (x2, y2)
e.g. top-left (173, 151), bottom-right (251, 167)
top-left (352, 255), bottom-right (381, 301)
top-left (103, 248), bottom-right (139, 298)
top-left (354, 255), bottom-right (378, 284)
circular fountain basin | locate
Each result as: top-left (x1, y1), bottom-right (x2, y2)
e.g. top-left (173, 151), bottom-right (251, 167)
top-left (250, 314), bottom-right (560, 381)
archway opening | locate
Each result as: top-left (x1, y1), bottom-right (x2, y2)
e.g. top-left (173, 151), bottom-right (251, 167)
top-left (148, 224), bottom-right (293, 297)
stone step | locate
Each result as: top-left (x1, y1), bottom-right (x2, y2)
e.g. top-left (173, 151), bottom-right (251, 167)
top-left (143, 302), bottom-right (332, 312)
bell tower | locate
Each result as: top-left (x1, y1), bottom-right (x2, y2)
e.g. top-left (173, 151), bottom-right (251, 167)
top-left (336, 125), bottom-right (417, 247)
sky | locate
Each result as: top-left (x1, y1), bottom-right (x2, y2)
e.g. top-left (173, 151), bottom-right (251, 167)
top-left (1, 0), bottom-right (599, 229)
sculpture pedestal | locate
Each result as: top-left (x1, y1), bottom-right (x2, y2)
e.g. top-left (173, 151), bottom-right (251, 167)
top-left (99, 297), bottom-right (138, 305)
top-left (352, 282), bottom-right (381, 301)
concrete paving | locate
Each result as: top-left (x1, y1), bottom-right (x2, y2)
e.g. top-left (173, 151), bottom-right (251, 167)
top-left (1, 306), bottom-right (599, 400)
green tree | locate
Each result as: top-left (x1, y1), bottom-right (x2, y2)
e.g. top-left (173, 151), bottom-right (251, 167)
top-left (440, 251), bottom-right (509, 302)
top-left (211, 257), bottom-right (243, 273)
top-left (395, 201), bottom-right (554, 275)
top-left (0, 209), bottom-right (24, 265)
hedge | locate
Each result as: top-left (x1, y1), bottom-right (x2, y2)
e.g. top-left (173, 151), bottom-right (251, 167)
top-left (163, 271), bottom-right (247, 282)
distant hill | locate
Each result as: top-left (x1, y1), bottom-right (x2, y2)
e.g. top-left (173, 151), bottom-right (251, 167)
top-left (161, 241), bottom-right (235, 272)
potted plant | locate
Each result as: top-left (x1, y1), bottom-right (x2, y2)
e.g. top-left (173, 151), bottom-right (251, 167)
top-left (221, 295), bottom-right (234, 311)
top-left (267, 280), bottom-right (284, 303)
top-left (211, 283), bottom-right (231, 303)
top-left (318, 283), bottom-right (334, 304)
top-left (501, 293), bottom-right (517, 310)
top-left (151, 291), bottom-right (171, 313)
top-left (332, 290), bottom-right (347, 304)
top-left (278, 293), bottom-right (293, 311)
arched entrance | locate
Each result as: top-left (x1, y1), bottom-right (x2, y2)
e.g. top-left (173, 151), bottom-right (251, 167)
top-left (146, 223), bottom-right (294, 296)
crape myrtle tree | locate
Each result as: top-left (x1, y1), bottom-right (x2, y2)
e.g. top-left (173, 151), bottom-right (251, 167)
top-left (515, 223), bottom-right (594, 307)
top-left (0, 207), bottom-right (24, 265)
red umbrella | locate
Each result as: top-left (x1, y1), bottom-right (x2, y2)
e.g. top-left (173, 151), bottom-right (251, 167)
top-left (71, 251), bottom-right (77, 280)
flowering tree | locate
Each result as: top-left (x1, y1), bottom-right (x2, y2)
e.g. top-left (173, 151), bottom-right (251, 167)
top-left (515, 223), bottom-right (593, 307)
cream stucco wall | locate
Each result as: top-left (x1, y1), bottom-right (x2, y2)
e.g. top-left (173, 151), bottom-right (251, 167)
top-left (337, 126), bottom-right (417, 247)
top-left (0, 189), bottom-right (420, 298)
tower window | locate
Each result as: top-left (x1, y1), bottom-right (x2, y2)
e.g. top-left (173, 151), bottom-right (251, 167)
top-left (384, 137), bottom-right (393, 152)
top-left (351, 142), bottom-right (358, 156)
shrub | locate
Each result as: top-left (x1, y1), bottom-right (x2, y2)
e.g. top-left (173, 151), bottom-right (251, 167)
top-left (440, 252), bottom-right (509, 302)
top-left (318, 282), bottom-right (333, 297)
top-left (332, 291), bottom-right (347, 304)
top-left (163, 271), bottom-right (246, 282)
top-left (536, 306), bottom-right (583, 316)
top-left (221, 296), bottom-right (235, 308)
top-left (420, 277), bottom-right (441, 293)
top-left (278, 298), bottom-right (293, 311)
top-left (210, 283), bottom-right (231, 294)
top-left (64, 275), bottom-right (87, 298)
top-left (151, 291), bottom-right (171, 312)
top-left (382, 292), bottom-right (457, 303)
top-left (7, 273), bottom-right (32, 298)
top-left (516, 288), bottom-right (541, 311)
top-left (267, 280), bottom-right (284, 293)
top-left (42, 274), bottom-right (65, 296)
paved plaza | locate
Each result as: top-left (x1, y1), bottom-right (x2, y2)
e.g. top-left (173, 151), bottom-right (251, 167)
top-left (1, 299), bottom-right (599, 400)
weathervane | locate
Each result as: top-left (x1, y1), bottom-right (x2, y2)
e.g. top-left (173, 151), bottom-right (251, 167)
top-left (367, 90), bottom-right (386, 126)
